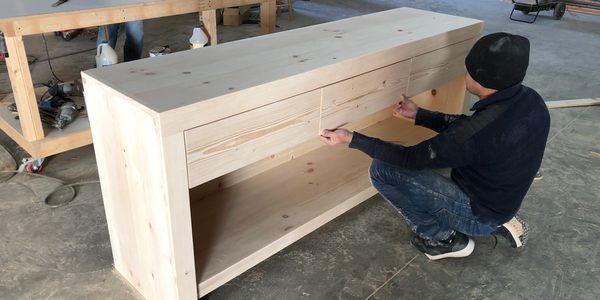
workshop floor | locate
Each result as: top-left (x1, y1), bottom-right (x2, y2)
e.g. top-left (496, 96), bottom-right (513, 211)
top-left (1, 0), bottom-right (599, 299)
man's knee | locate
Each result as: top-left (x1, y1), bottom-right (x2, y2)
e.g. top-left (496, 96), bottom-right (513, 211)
top-left (368, 159), bottom-right (385, 185)
top-left (369, 159), bottom-right (408, 189)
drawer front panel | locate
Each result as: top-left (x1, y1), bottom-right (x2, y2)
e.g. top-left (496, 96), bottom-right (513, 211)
top-left (320, 59), bottom-right (411, 131)
top-left (186, 90), bottom-right (321, 188)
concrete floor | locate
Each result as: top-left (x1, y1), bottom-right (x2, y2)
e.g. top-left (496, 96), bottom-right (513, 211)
top-left (1, 0), bottom-right (599, 299)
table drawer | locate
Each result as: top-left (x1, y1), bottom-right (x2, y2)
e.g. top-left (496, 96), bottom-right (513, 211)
top-left (319, 59), bottom-right (411, 131)
top-left (185, 90), bottom-right (321, 188)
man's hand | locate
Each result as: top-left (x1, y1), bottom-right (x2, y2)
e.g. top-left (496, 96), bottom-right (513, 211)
top-left (320, 128), bottom-right (353, 146)
top-left (392, 94), bottom-right (418, 120)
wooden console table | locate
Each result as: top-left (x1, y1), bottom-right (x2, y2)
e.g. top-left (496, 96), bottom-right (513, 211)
top-left (82, 8), bottom-right (482, 299)
top-left (0, 0), bottom-right (276, 158)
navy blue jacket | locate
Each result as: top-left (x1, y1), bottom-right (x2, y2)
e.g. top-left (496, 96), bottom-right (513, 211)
top-left (349, 84), bottom-right (550, 224)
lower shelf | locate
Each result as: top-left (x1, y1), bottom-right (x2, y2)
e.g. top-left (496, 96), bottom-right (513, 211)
top-left (0, 91), bottom-right (92, 158)
top-left (189, 116), bottom-right (436, 296)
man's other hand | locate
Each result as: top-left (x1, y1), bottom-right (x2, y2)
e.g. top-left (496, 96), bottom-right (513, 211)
top-left (393, 94), bottom-right (418, 120)
top-left (320, 128), bottom-right (353, 146)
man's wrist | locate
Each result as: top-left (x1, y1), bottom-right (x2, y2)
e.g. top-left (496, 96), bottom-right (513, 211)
top-left (345, 131), bottom-right (354, 144)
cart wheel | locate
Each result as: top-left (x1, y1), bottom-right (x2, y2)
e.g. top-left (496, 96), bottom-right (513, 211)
top-left (554, 2), bottom-right (566, 19)
top-left (61, 32), bottom-right (74, 41)
top-left (19, 157), bottom-right (45, 173)
top-left (25, 163), bottom-right (43, 173)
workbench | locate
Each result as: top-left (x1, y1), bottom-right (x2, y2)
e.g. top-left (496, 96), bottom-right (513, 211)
top-left (82, 8), bottom-right (482, 299)
top-left (0, 0), bottom-right (276, 159)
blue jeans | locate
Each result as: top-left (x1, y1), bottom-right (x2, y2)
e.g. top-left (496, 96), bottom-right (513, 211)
top-left (97, 21), bottom-right (144, 62)
top-left (369, 159), bottom-right (498, 241)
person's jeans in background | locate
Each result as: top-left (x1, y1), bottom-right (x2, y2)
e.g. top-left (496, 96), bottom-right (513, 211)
top-left (369, 159), bottom-right (498, 241)
top-left (97, 21), bottom-right (144, 62)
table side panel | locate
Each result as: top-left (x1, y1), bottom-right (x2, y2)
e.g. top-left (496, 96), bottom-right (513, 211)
top-left (83, 74), bottom-right (197, 300)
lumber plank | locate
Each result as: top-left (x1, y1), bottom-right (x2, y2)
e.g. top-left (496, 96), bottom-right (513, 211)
top-left (202, 10), bottom-right (218, 45)
top-left (260, 0), bottom-right (277, 34)
top-left (3, 35), bottom-right (44, 141)
top-left (545, 98), bottom-right (600, 109)
top-left (0, 0), bottom-right (268, 36)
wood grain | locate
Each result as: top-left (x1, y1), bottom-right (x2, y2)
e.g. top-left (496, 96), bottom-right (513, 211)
top-left (0, 0), bottom-right (273, 36)
top-left (3, 35), bottom-right (44, 141)
top-left (320, 59), bottom-right (411, 132)
top-left (201, 10), bottom-right (218, 45)
top-left (186, 90), bottom-right (321, 187)
top-left (407, 37), bottom-right (475, 97)
top-left (83, 74), bottom-right (197, 300)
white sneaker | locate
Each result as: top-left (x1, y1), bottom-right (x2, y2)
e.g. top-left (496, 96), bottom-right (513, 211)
top-left (496, 215), bottom-right (529, 248)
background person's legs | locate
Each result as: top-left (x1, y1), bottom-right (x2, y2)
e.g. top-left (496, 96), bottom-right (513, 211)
top-left (96, 24), bottom-right (119, 49)
top-left (123, 20), bottom-right (144, 61)
top-left (369, 159), bottom-right (497, 241)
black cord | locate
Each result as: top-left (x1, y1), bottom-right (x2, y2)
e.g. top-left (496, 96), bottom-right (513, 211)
top-left (41, 33), bottom-right (64, 83)
top-left (32, 47), bottom-right (96, 64)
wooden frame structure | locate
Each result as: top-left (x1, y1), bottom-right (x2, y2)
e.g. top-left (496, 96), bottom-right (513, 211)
top-left (0, 0), bottom-right (277, 158)
top-left (82, 8), bottom-right (482, 299)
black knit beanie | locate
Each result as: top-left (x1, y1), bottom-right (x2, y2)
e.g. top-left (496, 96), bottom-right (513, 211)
top-left (465, 32), bottom-right (530, 91)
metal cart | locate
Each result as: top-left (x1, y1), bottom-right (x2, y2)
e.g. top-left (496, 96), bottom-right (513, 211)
top-left (510, 0), bottom-right (566, 23)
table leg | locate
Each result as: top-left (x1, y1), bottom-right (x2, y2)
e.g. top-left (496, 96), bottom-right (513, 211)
top-left (4, 35), bottom-right (44, 141)
top-left (201, 10), bottom-right (218, 45)
top-left (260, 0), bottom-right (277, 34)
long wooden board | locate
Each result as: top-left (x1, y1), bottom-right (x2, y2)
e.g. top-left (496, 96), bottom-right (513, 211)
top-left (545, 98), bottom-right (600, 109)
top-left (0, 0), bottom-right (268, 36)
